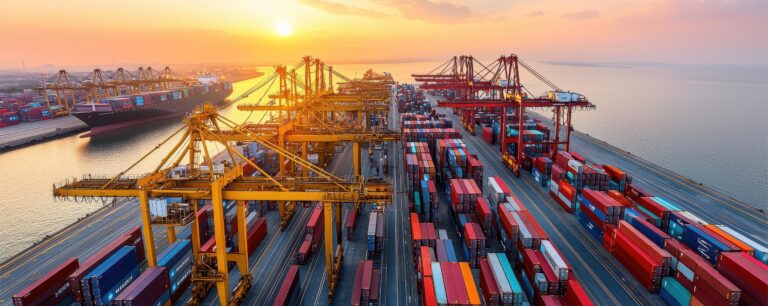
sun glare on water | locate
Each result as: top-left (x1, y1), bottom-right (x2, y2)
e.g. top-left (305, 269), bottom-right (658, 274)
top-left (276, 21), bottom-right (293, 36)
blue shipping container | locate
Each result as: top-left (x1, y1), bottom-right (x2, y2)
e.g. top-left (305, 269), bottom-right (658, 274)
top-left (444, 240), bottom-right (458, 262)
top-left (157, 239), bottom-right (193, 294)
top-left (577, 210), bottom-right (604, 242)
top-left (627, 216), bottom-right (667, 248)
top-left (659, 277), bottom-right (690, 306)
top-left (86, 246), bottom-right (140, 306)
top-left (681, 225), bottom-right (731, 265)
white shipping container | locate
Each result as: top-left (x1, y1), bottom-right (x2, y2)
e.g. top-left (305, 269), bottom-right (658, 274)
top-left (504, 196), bottom-right (524, 211)
top-left (487, 254), bottom-right (513, 304)
top-left (150, 198), bottom-right (168, 217)
top-left (486, 177), bottom-right (504, 206)
top-left (716, 225), bottom-right (767, 254)
top-left (567, 160), bottom-right (583, 174)
top-left (679, 211), bottom-right (707, 225)
top-left (540, 240), bottom-right (569, 281)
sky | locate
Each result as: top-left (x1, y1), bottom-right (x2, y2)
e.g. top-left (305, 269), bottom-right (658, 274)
top-left (0, 0), bottom-right (766, 69)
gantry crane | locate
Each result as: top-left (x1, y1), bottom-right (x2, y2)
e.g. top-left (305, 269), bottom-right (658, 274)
top-left (53, 104), bottom-right (392, 305)
top-left (54, 56), bottom-right (398, 304)
top-left (414, 54), bottom-right (595, 176)
top-left (39, 70), bottom-right (81, 115)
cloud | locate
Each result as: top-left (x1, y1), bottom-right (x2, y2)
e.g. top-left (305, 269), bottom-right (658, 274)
top-left (526, 10), bottom-right (546, 17)
top-left (299, 0), bottom-right (391, 18)
top-left (560, 10), bottom-right (599, 20)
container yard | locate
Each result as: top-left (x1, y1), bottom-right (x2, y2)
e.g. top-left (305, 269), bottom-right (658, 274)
top-left (0, 54), bottom-right (765, 306)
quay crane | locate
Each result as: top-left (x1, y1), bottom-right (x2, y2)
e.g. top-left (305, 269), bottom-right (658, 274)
top-left (413, 54), bottom-right (595, 176)
top-left (54, 56), bottom-right (398, 304)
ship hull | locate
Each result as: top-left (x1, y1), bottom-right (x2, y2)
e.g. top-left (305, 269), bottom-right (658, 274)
top-left (72, 90), bottom-right (232, 136)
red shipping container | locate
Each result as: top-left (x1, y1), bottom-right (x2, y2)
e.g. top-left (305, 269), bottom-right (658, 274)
top-left (716, 252), bottom-right (766, 304)
top-left (423, 277), bottom-right (437, 306)
top-left (421, 246), bottom-right (433, 278)
top-left (606, 190), bottom-right (633, 208)
top-left (637, 197), bottom-right (668, 219)
top-left (13, 258), bottom-right (79, 306)
top-left (67, 233), bottom-right (136, 302)
top-left (441, 262), bottom-right (458, 304)
top-left (617, 221), bottom-right (670, 266)
top-left (566, 275), bottom-right (594, 306)
top-left (273, 265), bottom-right (300, 306)
top-left (602, 224), bottom-right (617, 252)
top-left (479, 258), bottom-right (500, 306)
top-left (450, 263), bottom-right (469, 305)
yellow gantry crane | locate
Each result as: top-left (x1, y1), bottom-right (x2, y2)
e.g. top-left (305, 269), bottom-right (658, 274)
top-left (54, 56), bottom-right (399, 304)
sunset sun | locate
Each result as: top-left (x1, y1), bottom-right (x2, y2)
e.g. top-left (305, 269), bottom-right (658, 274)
top-left (276, 21), bottom-right (292, 36)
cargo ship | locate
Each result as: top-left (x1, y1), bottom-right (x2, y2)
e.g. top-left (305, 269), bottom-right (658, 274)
top-left (71, 76), bottom-right (232, 136)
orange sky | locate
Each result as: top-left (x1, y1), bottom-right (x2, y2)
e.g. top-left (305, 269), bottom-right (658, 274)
top-left (0, 0), bottom-right (765, 69)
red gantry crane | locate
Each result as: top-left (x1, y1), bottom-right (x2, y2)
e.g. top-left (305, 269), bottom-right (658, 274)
top-left (413, 54), bottom-right (595, 176)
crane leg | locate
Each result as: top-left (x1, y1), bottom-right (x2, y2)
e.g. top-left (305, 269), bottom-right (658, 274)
top-left (211, 182), bottom-right (230, 306)
top-left (236, 201), bottom-right (249, 273)
top-left (353, 142), bottom-right (361, 179)
top-left (139, 191), bottom-right (157, 266)
top-left (166, 226), bottom-right (176, 244)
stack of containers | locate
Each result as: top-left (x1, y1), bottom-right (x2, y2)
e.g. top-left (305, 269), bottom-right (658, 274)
top-left (476, 197), bottom-right (493, 241)
top-left (366, 211), bottom-right (385, 261)
top-left (497, 198), bottom-right (524, 256)
top-left (716, 252), bottom-right (767, 305)
top-left (68, 228), bottom-right (144, 303)
top-left (602, 164), bottom-right (632, 192)
top-left (554, 151), bottom-right (584, 191)
top-left (487, 253), bottom-right (524, 305)
top-left (485, 176), bottom-right (513, 239)
top-left (244, 217), bottom-right (267, 255)
top-left (462, 223), bottom-right (487, 267)
top-left (417, 179), bottom-right (439, 223)
top-left (113, 267), bottom-right (170, 306)
top-left (549, 179), bottom-right (577, 213)
top-left (12, 258), bottom-right (80, 306)
top-left (603, 221), bottom-right (671, 292)
top-left (449, 179), bottom-right (481, 214)
top-left (532, 157), bottom-right (553, 187)
top-left (581, 163), bottom-right (610, 191)
top-left (429, 262), bottom-right (482, 306)
top-left (81, 246), bottom-right (140, 305)
top-left (351, 260), bottom-right (381, 305)
top-left (467, 156), bottom-right (484, 188)
top-left (157, 239), bottom-right (193, 301)
top-left (576, 188), bottom-right (626, 241)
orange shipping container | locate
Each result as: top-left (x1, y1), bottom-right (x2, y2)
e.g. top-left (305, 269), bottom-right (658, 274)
top-left (704, 225), bottom-right (754, 255)
top-left (459, 262), bottom-right (481, 305)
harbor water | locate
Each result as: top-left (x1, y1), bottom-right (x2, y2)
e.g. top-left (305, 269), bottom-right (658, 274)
top-left (0, 62), bottom-right (765, 261)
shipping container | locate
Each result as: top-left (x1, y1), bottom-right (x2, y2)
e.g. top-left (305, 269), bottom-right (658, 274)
top-left (13, 258), bottom-right (79, 306)
top-left (68, 231), bottom-right (140, 303)
top-left (83, 246), bottom-right (140, 306)
top-left (113, 267), bottom-right (170, 306)
top-left (273, 265), bottom-right (300, 306)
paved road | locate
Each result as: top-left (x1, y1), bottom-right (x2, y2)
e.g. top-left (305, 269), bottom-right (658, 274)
top-left (0, 116), bottom-right (86, 150)
top-left (425, 94), bottom-right (663, 305)
top-left (0, 198), bottom-right (176, 305)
